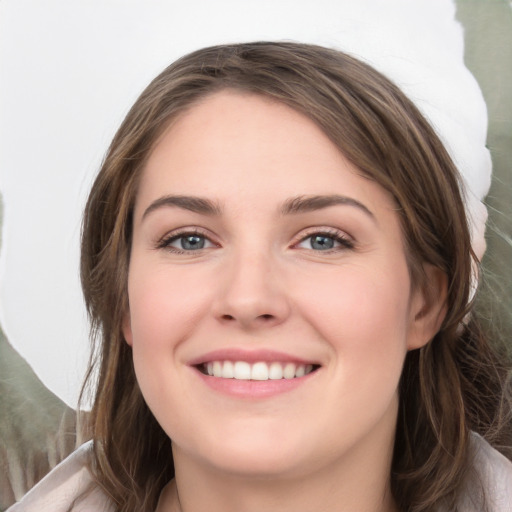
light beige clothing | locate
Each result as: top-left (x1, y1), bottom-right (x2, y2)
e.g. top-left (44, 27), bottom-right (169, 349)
top-left (5, 442), bottom-right (112, 512)
top-left (6, 434), bottom-right (512, 512)
top-left (458, 433), bottom-right (512, 511)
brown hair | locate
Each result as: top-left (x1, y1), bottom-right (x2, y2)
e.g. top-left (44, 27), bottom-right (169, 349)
top-left (80, 42), bottom-right (512, 512)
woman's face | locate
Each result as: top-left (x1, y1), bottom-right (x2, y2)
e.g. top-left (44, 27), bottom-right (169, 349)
top-left (124, 90), bottom-right (438, 479)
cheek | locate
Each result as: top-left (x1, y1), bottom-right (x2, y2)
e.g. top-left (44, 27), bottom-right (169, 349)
top-left (295, 263), bottom-right (412, 376)
top-left (125, 264), bottom-right (212, 425)
top-left (127, 263), bottom-right (214, 350)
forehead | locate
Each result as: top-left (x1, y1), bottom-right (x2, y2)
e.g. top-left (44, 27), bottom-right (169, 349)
top-left (135, 90), bottom-right (396, 217)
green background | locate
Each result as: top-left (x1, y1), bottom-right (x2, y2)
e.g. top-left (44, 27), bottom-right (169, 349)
top-left (456, 0), bottom-right (512, 347)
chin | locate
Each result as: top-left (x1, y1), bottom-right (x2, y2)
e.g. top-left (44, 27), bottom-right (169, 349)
top-left (203, 444), bottom-right (309, 479)
top-left (174, 422), bottom-right (314, 479)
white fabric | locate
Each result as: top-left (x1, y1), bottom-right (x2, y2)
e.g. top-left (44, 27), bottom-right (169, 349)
top-left (6, 435), bottom-right (512, 512)
top-left (460, 433), bottom-right (512, 512)
top-left (5, 442), bottom-right (112, 512)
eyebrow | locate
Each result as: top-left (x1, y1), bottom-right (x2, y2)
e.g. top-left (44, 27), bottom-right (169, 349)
top-left (141, 193), bottom-right (374, 221)
top-left (281, 194), bottom-right (375, 220)
top-left (142, 195), bottom-right (221, 220)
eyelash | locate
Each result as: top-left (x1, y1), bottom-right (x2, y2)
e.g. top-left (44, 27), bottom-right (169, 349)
top-left (294, 228), bottom-right (354, 252)
top-left (156, 228), bottom-right (216, 255)
top-left (156, 227), bottom-right (354, 254)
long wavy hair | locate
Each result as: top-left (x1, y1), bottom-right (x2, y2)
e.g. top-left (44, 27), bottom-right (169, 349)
top-left (80, 42), bottom-right (512, 512)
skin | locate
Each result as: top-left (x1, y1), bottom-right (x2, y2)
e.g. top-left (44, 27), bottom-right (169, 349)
top-left (123, 91), bottom-right (446, 512)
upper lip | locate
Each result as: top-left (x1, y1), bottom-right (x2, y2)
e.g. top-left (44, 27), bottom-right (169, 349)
top-left (188, 348), bottom-right (319, 366)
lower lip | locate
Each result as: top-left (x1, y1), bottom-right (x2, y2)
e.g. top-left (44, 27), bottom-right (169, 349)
top-left (193, 368), bottom-right (317, 399)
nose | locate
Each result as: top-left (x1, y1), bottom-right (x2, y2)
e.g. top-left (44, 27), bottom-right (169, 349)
top-left (212, 249), bottom-right (291, 330)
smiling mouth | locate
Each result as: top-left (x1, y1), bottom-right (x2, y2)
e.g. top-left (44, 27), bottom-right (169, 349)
top-left (197, 361), bottom-right (320, 381)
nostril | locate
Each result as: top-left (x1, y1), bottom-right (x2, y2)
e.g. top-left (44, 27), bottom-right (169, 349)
top-left (260, 314), bottom-right (274, 320)
top-left (221, 314), bottom-right (235, 321)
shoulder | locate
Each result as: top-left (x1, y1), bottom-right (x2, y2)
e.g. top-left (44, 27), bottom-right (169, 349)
top-left (459, 432), bottom-right (512, 511)
top-left (6, 441), bottom-right (114, 512)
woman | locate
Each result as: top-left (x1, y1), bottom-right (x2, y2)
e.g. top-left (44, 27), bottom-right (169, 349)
top-left (8, 42), bottom-right (512, 512)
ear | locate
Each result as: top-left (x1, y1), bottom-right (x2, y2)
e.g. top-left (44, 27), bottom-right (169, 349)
top-left (407, 264), bottom-right (448, 350)
top-left (122, 311), bottom-right (133, 346)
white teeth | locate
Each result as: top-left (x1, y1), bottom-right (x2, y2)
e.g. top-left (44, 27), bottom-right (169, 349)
top-left (222, 361), bottom-right (234, 378)
top-left (203, 361), bottom-right (316, 380)
top-left (251, 362), bottom-right (269, 381)
top-left (269, 362), bottom-right (283, 380)
top-left (233, 361), bottom-right (251, 380)
top-left (283, 363), bottom-right (296, 379)
top-left (213, 361), bottom-right (223, 377)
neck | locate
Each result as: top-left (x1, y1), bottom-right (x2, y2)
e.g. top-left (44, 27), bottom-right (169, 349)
top-left (157, 433), bottom-right (398, 512)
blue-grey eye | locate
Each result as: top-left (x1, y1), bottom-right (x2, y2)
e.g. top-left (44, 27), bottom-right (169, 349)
top-left (310, 234), bottom-right (335, 250)
top-left (179, 234), bottom-right (206, 250)
top-left (296, 232), bottom-right (352, 251)
top-left (161, 233), bottom-right (214, 252)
